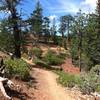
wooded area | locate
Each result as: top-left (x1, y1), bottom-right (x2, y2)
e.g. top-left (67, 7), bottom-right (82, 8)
top-left (0, 0), bottom-right (100, 100)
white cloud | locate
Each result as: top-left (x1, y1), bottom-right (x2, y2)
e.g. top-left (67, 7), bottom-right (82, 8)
top-left (48, 15), bottom-right (59, 28)
top-left (58, 0), bottom-right (79, 13)
top-left (81, 0), bottom-right (97, 13)
top-left (49, 15), bottom-right (57, 21)
top-left (45, 0), bottom-right (97, 14)
top-left (48, 0), bottom-right (79, 14)
top-left (0, 10), bottom-right (11, 19)
top-left (81, 0), bottom-right (97, 6)
top-left (58, 0), bottom-right (97, 14)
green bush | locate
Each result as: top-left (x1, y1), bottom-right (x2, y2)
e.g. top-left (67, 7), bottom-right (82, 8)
top-left (57, 52), bottom-right (66, 60)
top-left (79, 73), bottom-right (96, 94)
top-left (43, 50), bottom-right (64, 65)
top-left (80, 68), bottom-right (100, 94)
top-left (34, 59), bottom-right (49, 68)
top-left (5, 59), bottom-right (30, 81)
top-left (32, 47), bottom-right (42, 58)
top-left (90, 65), bottom-right (100, 75)
top-left (56, 71), bottom-right (82, 88)
top-left (95, 84), bottom-right (100, 92)
top-left (56, 67), bottom-right (100, 94)
top-left (90, 65), bottom-right (100, 92)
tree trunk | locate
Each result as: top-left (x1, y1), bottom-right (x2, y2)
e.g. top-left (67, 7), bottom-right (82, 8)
top-left (62, 32), bottom-right (65, 48)
top-left (78, 31), bottom-right (82, 72)
top-left (6, 0), bottom-right (21, 58)
top-left (13, 23), bottom-right (21, 58)
top-left (67, 21), bottom-right (69, 49)
top-left (78, 47), bottom-right (81, 72)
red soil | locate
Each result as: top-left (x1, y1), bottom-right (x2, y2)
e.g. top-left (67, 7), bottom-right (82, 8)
top-left (61, 58), bottom-right (80, 74)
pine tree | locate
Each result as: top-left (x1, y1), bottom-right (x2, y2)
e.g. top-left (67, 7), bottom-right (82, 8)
top-left (0, 0), bottom-right (22, 58)
top-left (0, 19), bottom-right (14, 52)
top-left (93, 0), bottom-right (100, 64)
top-left (31, 1), bottom-right (43, 40)
top-left (43, 17), bottom-right (50, 43)
top-left (65, 15), bottom-right (74, 49)
top-left (71, 10), bottom-right (86, 71)
top-left (50, 18), bottom-right (57, 44)
top-left (59, 15), bottom-right (68, 48)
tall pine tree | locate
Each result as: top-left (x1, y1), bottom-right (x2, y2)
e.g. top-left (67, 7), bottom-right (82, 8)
top-left (31, 1), bottom-right (43, 40)
top-left (0, 0), bottom-right (22, 58)
top-left (94, 0), bottom-right (100, 64)
top-left (43, 17), bottom-right (50, 43)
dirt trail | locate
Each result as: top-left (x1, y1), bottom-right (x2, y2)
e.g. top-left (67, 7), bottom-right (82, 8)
top-left (22, 58), bottom-right (95, 100)
top-left (32, 68), bottom-right (75, 100)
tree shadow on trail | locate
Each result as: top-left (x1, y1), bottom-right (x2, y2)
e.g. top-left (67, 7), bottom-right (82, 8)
top-left (6, 88), bottom-right (30, 100)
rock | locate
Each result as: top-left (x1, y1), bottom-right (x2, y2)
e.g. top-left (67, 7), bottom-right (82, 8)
top-left (50, 65), bottom-right (62, 70)
top-left (91, 92), bottom-right (100, 100)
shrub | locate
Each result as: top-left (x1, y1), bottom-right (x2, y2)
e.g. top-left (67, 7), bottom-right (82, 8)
top-left (79, 81), bottom-right (95, 95)
top-left (80, 68), bottom-right (100, 94)
top-left (56, 67), bottom-right (100, 94)
top-left (32, 47), bottom-right (42, 58)
top-left (5, 59), bottom-right (30, 81)
top-left (90, 65), bottom-right (100, 92)
top-left (43, 50), bottom-right (64, 65)
top-left (57, 52), bottom-right (66, 60)
top-left (90, 65), bottom-right (100, 75)
top-left (95, 85), bottom-right (100, 92)
top-left (34, 59), bottom-right (49, 68)
top-left (79, 74), bottom-right (96, 94)
top-left (56, 71), bottom-right (82, 88)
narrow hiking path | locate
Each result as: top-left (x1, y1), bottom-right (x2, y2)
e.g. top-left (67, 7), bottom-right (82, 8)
top-left (22, 58), bottom-right (96, 100)
top-left (31, 68), bottom-right (96, 100)
top-left (22, 58), bottom-right (78, 100)
top-left (31, 67), bottom-right (75, 100)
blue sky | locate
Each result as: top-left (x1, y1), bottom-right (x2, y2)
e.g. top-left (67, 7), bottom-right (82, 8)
top-left (0, 0), bottom-right (97, 21)
top-left (17, 0), bottom-right (97, 20)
